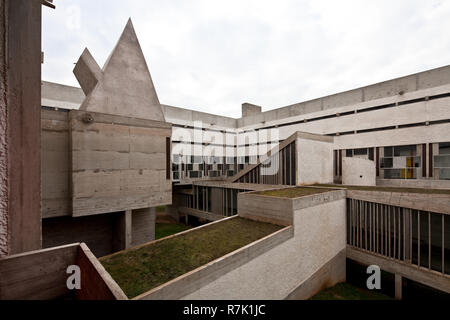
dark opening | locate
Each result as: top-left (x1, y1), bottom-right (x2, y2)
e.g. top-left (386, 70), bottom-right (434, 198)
top-left (166, 137), bottom-right (171, 180)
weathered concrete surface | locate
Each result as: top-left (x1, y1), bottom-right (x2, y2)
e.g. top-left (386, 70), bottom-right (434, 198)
top-left (286, 248), bottom-right (346, 300)
top-left (0, 0), bottom-right (42, 256)
top-left (242, 103), bottom-right (262, 117)
top-left (342, 157), bottom-right (376, 186)
top-left (76, 243), bottom-right (128, 300)
top-left (0, 243), bottom-right (127, 300)
top-left (181, 190), bottom-right (346, 300)
top-left (377, 178), bottom-right (450, 190)
top-left (346, 189), bottom-right (450, 215)
top-left (131, 207), bottom-right (156, 247)
top-left (237, 65), bottom-right (450, 127)
top-left (69, 110), bottom-right (172, 217)
top-left (41, 109), bottom-right (71, 218)
top-left (297, 134), bottom-right (334, 185)
top-left (0, 0), bottom-right (8, 256)
top-left (0, 243), bottom-right (78, 299)
top-left (73, 48), bottom-right (102, 96)
top-left (75, 19), bottom-right (165, 122)
top-left (135, 219), bottom-right (294, 300)
top-left (238, 192), bottom-right (294, 226)
top-left (41, 81), bottom-right (85, 110)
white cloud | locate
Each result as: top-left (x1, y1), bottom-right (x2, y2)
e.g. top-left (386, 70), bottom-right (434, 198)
top-left (42, 0), bottom-right (450, 118)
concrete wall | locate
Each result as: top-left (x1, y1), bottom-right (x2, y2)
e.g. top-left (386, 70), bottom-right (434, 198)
top-left (41, 81), bottom-right (84, 110)
top-left (131, 208), bottom-right (156, 247)
top-left (377, 178), bottom-right (450, 190)
top-left (342, 157), bottom-right (376, 186)
top-left (0, 243), bottom-right (127, 300)
top-left (237, 65), bottom-right (450, 127)
top-left (297, 134), bottom-right (334, 185)
top-left (43, 208), bottom-right (157, 257)
top-left (70, 110), bottom-right (172, 217)
top-left (0, 0), bottom-right (42, 256)
top-left (181, 190), bottom-right (346, 300)
top-left (41, 109), bottom-right (71, 218)
top-left (135, 217), bottom-right (294, 300)
top-left (346, 189), bottom-right (450, 215)
top-left (42, 214), bottom-right (117, 257)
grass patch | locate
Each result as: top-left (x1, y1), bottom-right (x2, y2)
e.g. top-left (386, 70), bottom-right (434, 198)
top-left (316, 184), bottom-right (450, 195)
top-left (155, 223), bottom-right (191, 240)
top-left (255, 187), bottom-right (337, 198)
top-left (100, 218), bottom-right (283, 298)
top-left (310, 283), bottom-right (393, 300)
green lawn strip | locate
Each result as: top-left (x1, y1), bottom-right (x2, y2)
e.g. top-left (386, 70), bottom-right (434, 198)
top-left (255, 187), bottom-right (337, 198)
top-left (310, 283), bottom-right (393, 300)
top-left (316, 184), bottom-right (450, 195)
top-left (155, 223), bottom-right (191, 240)
top-left (100, 218), bottom-right (283, 298)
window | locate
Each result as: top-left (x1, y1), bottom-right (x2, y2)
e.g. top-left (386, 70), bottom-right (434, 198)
top-left (353, 148), bottom-right (367, 156)
top-left (394, 145), bottom-right (416, 157)
top-left (166, 137), bottom-right (171, 180)
top-left (435, 142), bottom-right (450, 180)
top-left (346, 150), bottom-right (353, 157)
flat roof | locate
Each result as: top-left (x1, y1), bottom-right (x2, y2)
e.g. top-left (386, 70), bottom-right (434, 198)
top-left (100, 217), bottom-right (283, 298)
top-left (316, 184), bottom-right (450, 195)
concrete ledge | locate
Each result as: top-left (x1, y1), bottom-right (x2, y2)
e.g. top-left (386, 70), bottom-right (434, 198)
top-left (346, 189), bottom-right (450, 215)
top-left (285, 248), bottom-right (346, 300)
top-left (238, 189), bottom-right (346, 226)
top-left (133, 224), bottom-right (294, 300)
top-left (179, 207), bottom-right (225, 222)
top-left (377, 178), bottom-right (450, 190)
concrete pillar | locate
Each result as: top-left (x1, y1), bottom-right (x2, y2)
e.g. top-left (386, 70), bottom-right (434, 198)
top-left (395, 274), bottom-right (402, 300)
top-left (0, 0), bottom-right (44, 256)
top-left (404, 209), bottom-right (411, 262)
top-left (130, 207), bottom-right (156, 247)
top-left (113, 210), bottom-right (132, 251)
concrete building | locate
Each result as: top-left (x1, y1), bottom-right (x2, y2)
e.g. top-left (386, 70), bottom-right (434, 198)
top-left (40, 19), bottom-right (172, 257)
top-left (38, 22), bottom-right (450, 298)
top-left (1, 2), bottom-right (449, 299)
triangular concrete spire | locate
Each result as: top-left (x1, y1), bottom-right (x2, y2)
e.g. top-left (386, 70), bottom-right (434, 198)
top-left (73, 18), bottom-right (165, 122)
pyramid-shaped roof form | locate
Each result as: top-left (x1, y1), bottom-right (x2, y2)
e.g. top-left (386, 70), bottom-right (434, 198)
top-left (73, 18), bottom-right (165, 122)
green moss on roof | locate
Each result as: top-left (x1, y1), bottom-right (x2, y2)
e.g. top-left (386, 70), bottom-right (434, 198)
top-left (316, 184), bottom-right (450, 195)
top-left (100, 217), bottom-right (283, 299)
top-left (255, 187), bottom-right (337, 198)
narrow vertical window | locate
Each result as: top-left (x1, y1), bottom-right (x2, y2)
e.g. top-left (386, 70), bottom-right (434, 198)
top-left (376, 147), bottom-right (380, 177)
top-left (429, 143), bottom-right (433, 178)
top-left (422, 144), bottom-right (427, 178)
top-left (166, 137), bottom-right (171, 180)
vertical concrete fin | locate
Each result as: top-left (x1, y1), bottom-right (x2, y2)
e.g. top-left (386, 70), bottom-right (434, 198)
top-left (76, 18), bottom-right (166, 122)
top-left (73, 48), bottom-right (102, 96)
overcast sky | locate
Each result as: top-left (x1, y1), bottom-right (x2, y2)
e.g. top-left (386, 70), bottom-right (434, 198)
top-left (42, 0), bottom-right (450, 118)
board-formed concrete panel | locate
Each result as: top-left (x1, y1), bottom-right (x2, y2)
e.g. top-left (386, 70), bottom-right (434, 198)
top-left (69, 110), bottom-right (172, 217)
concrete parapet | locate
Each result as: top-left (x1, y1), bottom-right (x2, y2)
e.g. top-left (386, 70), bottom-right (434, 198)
top-left (0, 243), bottom-right (127, 300)
top-left (346, 189), bottom-right (450, 215)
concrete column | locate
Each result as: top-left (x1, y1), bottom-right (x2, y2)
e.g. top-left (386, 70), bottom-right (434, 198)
top-left (0, 0), bottom-right (43, 256)
top-left (404, 209), bottom-right (411, 262)
top-left (395, 274), bottom-right (402, 300)
top-left (113, 210), bottom-right (132, 252)
top-left (130, 207), bottom-right (156, 247)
